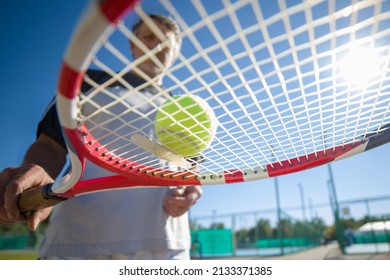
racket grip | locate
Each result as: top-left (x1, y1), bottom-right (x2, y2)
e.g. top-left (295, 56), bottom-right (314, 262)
top-left (18, 184), bottom-right (67, 214)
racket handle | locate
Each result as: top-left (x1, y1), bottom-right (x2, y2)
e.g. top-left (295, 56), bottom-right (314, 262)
top-left (18, 184), bottom-right (67, 214)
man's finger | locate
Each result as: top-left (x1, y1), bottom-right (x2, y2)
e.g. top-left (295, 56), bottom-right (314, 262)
top-left (4, 165), bottom-right (51, 220)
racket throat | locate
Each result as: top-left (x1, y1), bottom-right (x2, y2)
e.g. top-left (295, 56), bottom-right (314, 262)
top-left (41, 184), bottom-right (68, 201)
top-left (130, 134), bottom-right (191, 169)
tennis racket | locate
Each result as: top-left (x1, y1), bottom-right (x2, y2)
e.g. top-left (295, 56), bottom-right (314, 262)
top-left (18, 0), bottom-right (390, 213)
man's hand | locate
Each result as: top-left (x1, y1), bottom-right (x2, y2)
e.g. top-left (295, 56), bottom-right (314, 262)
top-left (0, 164), bottom-right (54, 231)
top-left (0, 134), bottom-right (66, 231)
top-left (163, 186), bottom-right (202, 217)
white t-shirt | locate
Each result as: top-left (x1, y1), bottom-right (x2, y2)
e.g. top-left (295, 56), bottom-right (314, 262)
top-left (38, 170), bottom-right (190, 258)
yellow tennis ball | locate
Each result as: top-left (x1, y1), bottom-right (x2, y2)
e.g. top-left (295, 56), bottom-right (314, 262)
top-left (155, 94), bottom-right (217, 157)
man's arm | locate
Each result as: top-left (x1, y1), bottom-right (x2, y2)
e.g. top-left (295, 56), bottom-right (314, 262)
top-left (0, 133), bottom-right (67, 230)
top-left (23, 133), bottom-right (67, 178)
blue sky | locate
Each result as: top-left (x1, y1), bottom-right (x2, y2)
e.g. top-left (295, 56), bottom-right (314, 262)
top-left (1, 1), bottom-right (389, 227)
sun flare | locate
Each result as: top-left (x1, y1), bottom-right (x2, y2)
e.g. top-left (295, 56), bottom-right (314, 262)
top-left (337, 47), bottom-right (383, 87)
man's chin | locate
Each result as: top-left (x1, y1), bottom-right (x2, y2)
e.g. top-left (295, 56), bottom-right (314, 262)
top-left (146, 69), bottom-right (165, 79)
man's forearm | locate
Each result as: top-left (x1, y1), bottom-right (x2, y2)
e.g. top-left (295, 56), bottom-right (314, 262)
top-left (23, 134), bottom-right (67, 179)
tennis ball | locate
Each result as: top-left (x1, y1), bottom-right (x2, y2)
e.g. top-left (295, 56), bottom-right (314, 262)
top-left (155, 94), bottom-right (217, 157)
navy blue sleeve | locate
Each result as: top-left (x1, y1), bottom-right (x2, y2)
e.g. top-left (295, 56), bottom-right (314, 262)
top-left (36, 97), bottom-right (67, 150)
top-left (36, 69), bottom-right (108, 150)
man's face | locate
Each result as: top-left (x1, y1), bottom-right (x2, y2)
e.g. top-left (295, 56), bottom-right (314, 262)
top-left (131, 19), bottom-right (178, 79)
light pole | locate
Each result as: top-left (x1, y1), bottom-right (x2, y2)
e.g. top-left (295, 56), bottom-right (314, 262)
top-left (297, 183), bottom-right (307, 222)
top-left (274, 177), bottom-right (284, 255)
top-left (327, 164), bottom-right (345, 254)
top-left (211, 209), bottom-right (217, 255)
top-left (308, 198), bottom-right (314, 221)
top-left (212, 209), bottom-right (217, 228)
top-left (322, 130), bottom-right (345, 254)
top-left (271, 147), bottom-right (284, 255)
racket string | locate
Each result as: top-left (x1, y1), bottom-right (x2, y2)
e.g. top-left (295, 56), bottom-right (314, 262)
top-left (75, 0), bottom-right (389, 179)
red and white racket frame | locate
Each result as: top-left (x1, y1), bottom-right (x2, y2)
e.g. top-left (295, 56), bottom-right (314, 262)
top-left (36, 0), bottom-right (390, 196)
top-left (18, 0), bottom-right (390, 212)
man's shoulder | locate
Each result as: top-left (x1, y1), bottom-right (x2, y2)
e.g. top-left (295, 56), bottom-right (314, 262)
top-left (84, 69), bottom-right (143, 87)
top-left (83, 70), bottom-right (168, 96)
top-left (85, 69), bottom-right (111, 81)
top-left (82, 69), bottom-right (113, 92)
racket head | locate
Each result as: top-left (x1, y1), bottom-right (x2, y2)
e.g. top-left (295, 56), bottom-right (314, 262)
top-left (54, 0), bottom-right (390, 195)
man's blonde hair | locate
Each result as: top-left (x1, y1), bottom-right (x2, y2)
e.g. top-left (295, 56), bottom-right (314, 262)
top-left (132, 14), bottom-right (182, 52)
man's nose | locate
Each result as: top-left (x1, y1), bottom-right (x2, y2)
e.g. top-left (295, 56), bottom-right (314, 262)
top-left (147, 38), bottom-right (162, 50)
top-left (156, 39), bottom-right (173, 54)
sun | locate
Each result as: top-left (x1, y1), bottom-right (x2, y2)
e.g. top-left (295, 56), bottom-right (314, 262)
top-left (337, 47), bottom-right (383, 87)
